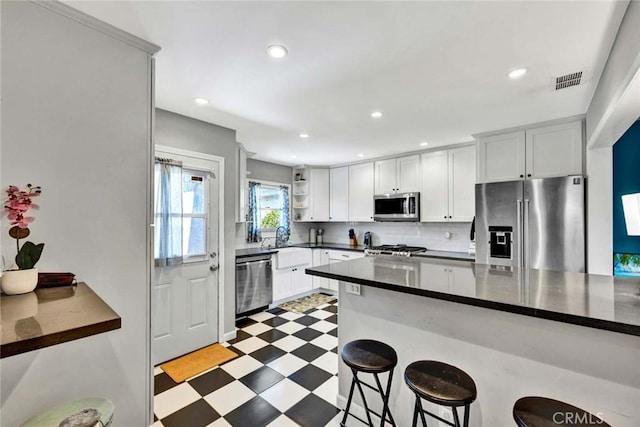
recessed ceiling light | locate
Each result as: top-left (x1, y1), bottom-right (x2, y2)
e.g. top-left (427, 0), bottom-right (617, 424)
top-left (194, 97), bottom-right (209, 105)
top-left (420, 141), bottom-right (429, 146)
top-left (371, 111), bottom-right (383, 118)
top-left (508, 68), bottom-right (528, 79)
top-left (299, 133), bottom-right (309, 139)
top-left (267, 45), bottom-right (288, 58)
top-left (358, 153), bottom-right (365, 158)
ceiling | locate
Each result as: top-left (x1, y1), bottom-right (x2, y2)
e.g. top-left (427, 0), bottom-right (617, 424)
top-left (66, 1), bottom-right (628, 166)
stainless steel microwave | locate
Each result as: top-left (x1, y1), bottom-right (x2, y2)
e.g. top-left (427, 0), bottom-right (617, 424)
top-left (373, 192), bottom-right (420, 222)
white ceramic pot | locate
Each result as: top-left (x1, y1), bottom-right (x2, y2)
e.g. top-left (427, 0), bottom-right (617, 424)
top-left (1, 268), bottom-right (38, 295)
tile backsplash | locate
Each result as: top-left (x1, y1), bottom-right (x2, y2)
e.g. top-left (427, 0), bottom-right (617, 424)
top-left (236, 220), bottom-right (472, 253)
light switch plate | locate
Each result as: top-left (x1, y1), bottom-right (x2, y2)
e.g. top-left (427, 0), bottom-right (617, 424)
top-left (345, 283), bottom-right (361, 295)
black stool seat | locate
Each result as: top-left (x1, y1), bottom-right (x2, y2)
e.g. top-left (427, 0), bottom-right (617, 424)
top-left (405, 360), bottom-right (477, 407)
top-left (341, 339), bottom-right (398, 373)
top-left (513, 397), bottom-right (611, 427)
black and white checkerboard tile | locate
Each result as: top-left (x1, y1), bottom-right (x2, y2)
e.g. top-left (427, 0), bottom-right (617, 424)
top-left (152, 299), bottom-right (359, 427)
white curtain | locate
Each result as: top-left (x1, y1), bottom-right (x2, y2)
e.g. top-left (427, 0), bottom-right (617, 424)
top-left (154, 158), bottom-right (183, 267)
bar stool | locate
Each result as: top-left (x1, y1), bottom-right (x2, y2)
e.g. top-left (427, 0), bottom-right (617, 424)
top-left (341, 339), bottom-right (397, 427)
top-left (513, 396), bottom-right (611, 427)
top-left (404, 360), bottom-right (476, 427)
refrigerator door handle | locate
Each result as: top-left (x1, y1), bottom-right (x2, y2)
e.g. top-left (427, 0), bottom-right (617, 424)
top-left (517, 199), bottom-right (523, 268)
top-left (524, 199), bottom-right (530, 269)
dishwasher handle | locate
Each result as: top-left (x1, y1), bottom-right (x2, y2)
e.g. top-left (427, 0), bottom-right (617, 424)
top-left (236, 254), bottom-right (272, 265)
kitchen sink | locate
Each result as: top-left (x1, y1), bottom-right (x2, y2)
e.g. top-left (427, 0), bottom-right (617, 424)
top-left (275, 247), bottom-right (311, 269)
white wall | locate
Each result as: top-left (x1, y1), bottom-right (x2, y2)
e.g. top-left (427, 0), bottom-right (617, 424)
top-left (1, 2), bottom-right (156, 425)
top-left (154, 109), bottom-right (238, 339)
top-left (585, 1), bottom-right (640, 274)
top-left (587, 148), bottom-right (613, 275)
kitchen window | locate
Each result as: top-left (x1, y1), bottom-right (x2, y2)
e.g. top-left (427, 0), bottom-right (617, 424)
top-left (247, 180), bottom-right (291, 243)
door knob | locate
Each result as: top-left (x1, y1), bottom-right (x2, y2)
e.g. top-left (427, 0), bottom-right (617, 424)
top-left (210, 265), bottom-right (219, 272)
top-left (210, 252), bottom-right (217, 258)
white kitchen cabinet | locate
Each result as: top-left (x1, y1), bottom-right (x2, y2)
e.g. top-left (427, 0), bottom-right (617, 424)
top-left (477, 120), bottom-right (583, 183)
top-left (273, 262), bottom-right (312, 302)
top-left (236, 145), bottom-right (247, 222)
top-left (419, 263), bottom-right (475, 296)
top-left (420, 150), bottom-right (449, 222)
top-left (477, 131), bottom-right (525, 183)
top-left (312, 249), bottom-right (330, 289)
top-left (420, 145), bottom-right (475, 222)
top-left (330, 166), bottom-right (349, 222)
top-left (349, 162), bottom-right (375, 222)
top-left (272, 267), bottom-right (293, 301)
top-left (325, 250), bottom-right (364, 291)
top-left (525, 121), bottom-right (583, 179)
top-left (374, 155), bottom-right (420, 194)
top-left (309, 168), bottom-right (330, 222)
top-left (448, 146), bottom-right (476, 221)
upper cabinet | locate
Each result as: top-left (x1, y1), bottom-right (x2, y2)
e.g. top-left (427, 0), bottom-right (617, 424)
top-left (420, 145), bottom-right (476, 222)
top-left (374, 155), bottom-right (420, 194)
top-left (330, 166), bottom-right (349, 222)
top-left (308, 168), bottom-right (330, 222)
top-left (525, 121), bottom-right (583, 179)
top-left (292, 166), bottom-right (329, 222)
top-left (349, 162), bottom-right (374, 222)
top-left (477, 120), bottom-right (583, 183)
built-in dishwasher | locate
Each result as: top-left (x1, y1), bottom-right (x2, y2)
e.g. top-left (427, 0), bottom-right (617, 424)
top-left (236, 254), bottom-right (273, 315)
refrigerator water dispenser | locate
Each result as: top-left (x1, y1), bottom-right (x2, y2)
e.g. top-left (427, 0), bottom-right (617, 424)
top-left (489, 226), bottom-right (512, 259)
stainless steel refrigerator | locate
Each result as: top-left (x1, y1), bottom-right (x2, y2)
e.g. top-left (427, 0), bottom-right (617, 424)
top-left (475, 175), bottom-right (585, 272)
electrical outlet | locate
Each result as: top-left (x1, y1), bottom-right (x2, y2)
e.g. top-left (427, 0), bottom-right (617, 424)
top-left (345, 283), bottom-right (361, 295)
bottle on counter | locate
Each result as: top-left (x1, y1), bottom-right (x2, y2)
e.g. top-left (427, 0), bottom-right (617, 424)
top-left (317, 229), bottom-right (324, 244)
top-left (309, 228), bottom-right (317, 244)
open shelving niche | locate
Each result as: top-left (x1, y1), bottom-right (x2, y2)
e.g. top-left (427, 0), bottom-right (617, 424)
top-left (292, 165), bottom-right (309, 221)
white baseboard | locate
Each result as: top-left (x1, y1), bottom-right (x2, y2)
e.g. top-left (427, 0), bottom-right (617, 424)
top-left (222, 330), bottom-right (237, 342)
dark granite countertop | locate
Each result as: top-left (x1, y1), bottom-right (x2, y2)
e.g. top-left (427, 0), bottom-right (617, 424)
top-left (290, 242), bottom-right (367, 252)
top-left (236, 244), bottom-right (474, 261)
top-left (306, 256), bottom-right (640, 336)
top-left (0, 282), bottom-right (121, 358)
top-left (235, 247), bottom-right (281, 258)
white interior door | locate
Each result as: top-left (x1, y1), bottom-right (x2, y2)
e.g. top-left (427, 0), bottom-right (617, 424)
top-left (152, 150), bottom-right (220, 365)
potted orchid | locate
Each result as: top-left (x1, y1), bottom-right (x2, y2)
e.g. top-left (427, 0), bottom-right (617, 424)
top-left (1, 184), bottom-right (45, 295)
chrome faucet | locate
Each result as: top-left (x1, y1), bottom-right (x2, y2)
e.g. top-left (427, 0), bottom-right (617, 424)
top-left (275, 226), bottom-right (289, 247)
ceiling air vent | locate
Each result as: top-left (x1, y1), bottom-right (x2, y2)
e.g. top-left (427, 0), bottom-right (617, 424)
top-left (555, 71), bottom-right (583, 90)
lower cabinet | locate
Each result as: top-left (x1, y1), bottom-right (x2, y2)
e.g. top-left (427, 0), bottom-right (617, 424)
top-left (312, 249), bottom-right (330, 289)
top-left (326, 250), bottom-right (364, 291)
top-left (418, 262), bottom-right (475, 295)
top-left (273, 262), bottom-right (312, 302)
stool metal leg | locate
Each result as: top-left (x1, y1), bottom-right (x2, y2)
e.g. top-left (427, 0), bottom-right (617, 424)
top-left (341, 372), bottom-right (357, 427)
top-left (463, 404), bottom-right (470, 427)
top-left (373, 371), bottom-right (396, 426)
top-left (452, 407), bottom-right (461, 427)
top-left (416, 396), bottom-right (429, 427)
top-left (353, 370), bottom-right (375, 426)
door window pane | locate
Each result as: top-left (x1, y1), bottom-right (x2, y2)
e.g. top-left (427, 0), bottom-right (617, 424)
top-left (184, 217), bottom-right (206, 256)
top-left (183, 174), bottom-right (206, 214)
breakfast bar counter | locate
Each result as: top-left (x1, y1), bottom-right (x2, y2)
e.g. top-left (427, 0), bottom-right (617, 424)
top-left (306, 257), bottom-right (640, 426)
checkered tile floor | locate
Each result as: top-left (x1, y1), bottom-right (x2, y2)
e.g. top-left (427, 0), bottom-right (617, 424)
top-left (152, 299), bottom-right (356, 427)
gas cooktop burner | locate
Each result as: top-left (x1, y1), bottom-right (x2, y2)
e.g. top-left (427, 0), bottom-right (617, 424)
top-left (364, 244), bottom-right (426, 257)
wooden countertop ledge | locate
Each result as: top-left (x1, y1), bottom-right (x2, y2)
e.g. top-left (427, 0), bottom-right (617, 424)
top-left (1, 282), bottom-right (121, 358)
